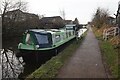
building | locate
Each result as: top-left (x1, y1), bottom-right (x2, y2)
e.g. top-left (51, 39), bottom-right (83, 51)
top-left (4, 9), bottom-right (39, 22)
top-left (39, 16), bottom-right (65, 29)
top-left (107, 16), bottom-right (116, 25)
top-left (3, 9), bottom-right (39, 30)
top-left (64, 20), bottom-right (73, 24)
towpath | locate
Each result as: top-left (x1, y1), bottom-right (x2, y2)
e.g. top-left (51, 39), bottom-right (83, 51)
top-left (57, 27), bottom-right (107, 78)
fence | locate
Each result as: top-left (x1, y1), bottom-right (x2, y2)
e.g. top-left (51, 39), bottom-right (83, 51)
top-left (103, 27), bottom-right (119, 40)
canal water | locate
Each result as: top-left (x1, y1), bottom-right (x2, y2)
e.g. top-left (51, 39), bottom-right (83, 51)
top-left (1, 49), bottom-right (55, 79)
top-left (1, 36), bottom-right (75, 79)
top-left (1, 35), bottom-right (55, 79)
top-left (1, 49), bottom-right (24, 79)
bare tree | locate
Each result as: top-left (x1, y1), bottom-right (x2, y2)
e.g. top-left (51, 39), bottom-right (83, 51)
top-left (0, 0), bottom-right (28, 49)
top-left (14, 0), bottom-right (28, 12)
top-left (92, 7), bottom-right (109, 28)
top-left (60, 9), bottom-right (66, 20)
top-left (38, 14), bottom-right (45, 19)
top-left (0, 0), bottom-right (27, 27)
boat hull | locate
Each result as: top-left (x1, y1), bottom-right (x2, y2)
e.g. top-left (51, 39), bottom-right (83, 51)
top-left (17, 38), bottom-right (75, 64)
top-left (17, 49), bottom-right (55, 64)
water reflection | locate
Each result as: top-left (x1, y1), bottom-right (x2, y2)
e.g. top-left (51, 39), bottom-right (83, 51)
top-left (1, 39), bottom-right (74, 79)
top-left (1, 49), bottom-right (24, 78)
top-left (1, 49), bottom-right (49, 79)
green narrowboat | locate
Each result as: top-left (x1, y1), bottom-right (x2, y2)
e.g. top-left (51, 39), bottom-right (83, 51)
top-left (18, 25), bottom-right (76, 51)
top-left (17, 24), bottom-right (76, 63)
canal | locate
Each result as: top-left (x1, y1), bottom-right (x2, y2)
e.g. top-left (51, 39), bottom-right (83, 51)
top-left (1, 36), bottom-right (74, 79)
top-left (1, 48), bottom-right (58, 79)
top-left (1, 49), bottom-right (56, 79)
top-left (1, 36), bottom-right (45, 79)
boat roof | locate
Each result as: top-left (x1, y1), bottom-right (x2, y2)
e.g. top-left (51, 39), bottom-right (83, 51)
top-left (65, 24), bottom-right (76, 27)
top-left (29, 29), bottom-right (45, 32)
top-left (28, 29), bottom-right (65, 34)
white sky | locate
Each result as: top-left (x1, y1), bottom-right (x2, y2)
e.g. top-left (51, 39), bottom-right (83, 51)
top-left (1, 0), bottom-right (120, 24)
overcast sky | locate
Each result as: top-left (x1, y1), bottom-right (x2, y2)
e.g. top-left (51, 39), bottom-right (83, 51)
top-left (26, 0), bottom-right (120, 24)
top-left (1, 0), bottom-right (120, 24)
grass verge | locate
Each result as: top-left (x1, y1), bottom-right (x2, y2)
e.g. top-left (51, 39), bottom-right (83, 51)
top-left (99, 41), bottom-right (118, 78)
top-left (92, 27), bottom-right (119, 78)
top-left (25, 31), bottom-right (87, 79)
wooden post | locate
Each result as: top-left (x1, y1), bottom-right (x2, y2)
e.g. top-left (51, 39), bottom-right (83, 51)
top-left (103, 29), bottom-right (107, 40)
top-left (114, 28), bottom-right (116, 36)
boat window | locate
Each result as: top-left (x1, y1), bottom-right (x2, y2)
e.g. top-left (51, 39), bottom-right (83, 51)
top-left (35, 33), bottom-right (49, 44)
top-left (26, 33), bottom-right (32, 44)
top-left (55, 35), bottom-right (61, 42)
top-left (66, 26), bottom-right (73, 30)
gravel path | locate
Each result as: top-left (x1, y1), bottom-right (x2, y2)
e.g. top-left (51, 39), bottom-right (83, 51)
top-left (57, 27), bottom-right (107, 78)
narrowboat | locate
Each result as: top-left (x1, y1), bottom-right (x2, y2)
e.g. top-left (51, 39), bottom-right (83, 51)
top-left (17, 24), bottom-right (77, 63)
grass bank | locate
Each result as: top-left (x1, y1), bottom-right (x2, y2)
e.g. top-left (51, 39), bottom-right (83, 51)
top-left (26, 31), bottom-right (87, 79)
top-left (99, 41), bottom-right (119, 78)
top-left (92, 27), bottom-right (119, 78)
